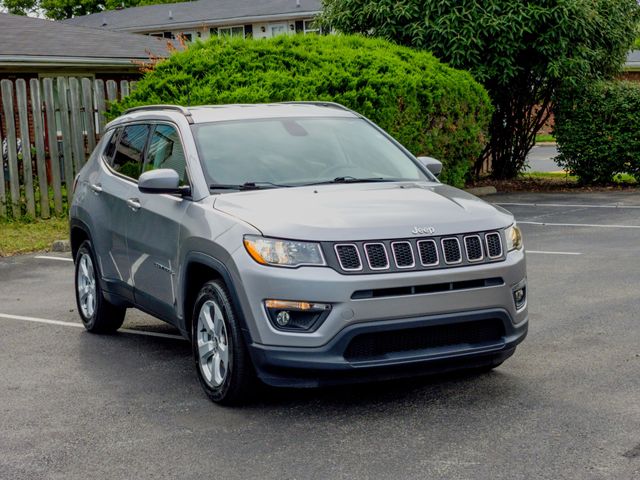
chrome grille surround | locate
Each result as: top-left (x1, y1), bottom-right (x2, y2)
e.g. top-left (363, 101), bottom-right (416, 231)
top-left (327, 230), bottom-right (506, 274)
top-left (416, 239), bottom-right (439, 267)
top-left (334, 244), bottom-right (363, 271)
top-left (485, 232), bottom-right (503, 259)
top-left (391, 241), bottom-right (416, 269)
top-left (464, 235), bottom-right (484, 262)
top-left (363, 243), bottom-right (390, 270)
top-left (441, 237), bottom-right (463, 265)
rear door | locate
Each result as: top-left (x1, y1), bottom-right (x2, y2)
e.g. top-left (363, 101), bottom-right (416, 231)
top-left (88, 124), bottom-right (149, 299)
top-left (126, 123), bottom-right (191, 322)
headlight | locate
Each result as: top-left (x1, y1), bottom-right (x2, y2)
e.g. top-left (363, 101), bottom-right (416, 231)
top-left (505, 224), bottom-right (523, 251)
top-left (243, 235), bottom-right (326, 267)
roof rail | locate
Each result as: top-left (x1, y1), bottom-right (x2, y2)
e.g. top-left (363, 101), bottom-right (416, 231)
top-left (124, 104), bottom-right (194, 124)
top-left (281, 101), bottom-right (355, 113)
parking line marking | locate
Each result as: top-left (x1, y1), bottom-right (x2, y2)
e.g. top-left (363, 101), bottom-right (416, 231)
top-left (34, 255), bottom-right (73, 262)
top-left (518, 221), bottom-right (640, 229)
top-left (496, 202), bottom-right (640, 209)
top-left (527, 250), bottom-right (582, 256)
top-left (0, 313), bottom-right (185, 340)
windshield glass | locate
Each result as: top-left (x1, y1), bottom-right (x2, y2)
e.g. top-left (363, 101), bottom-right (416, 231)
top-left (191, 117), bottom-right (432, 187)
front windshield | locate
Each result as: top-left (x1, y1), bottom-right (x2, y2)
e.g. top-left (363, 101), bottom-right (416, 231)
top-left (191, 117), bottom-right (432, 187)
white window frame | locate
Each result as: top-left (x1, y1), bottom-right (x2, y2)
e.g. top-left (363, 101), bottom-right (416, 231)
top-left (303, 19), bottom-right (320, 34)
top-left (217, 25), bottom-right (246, 38)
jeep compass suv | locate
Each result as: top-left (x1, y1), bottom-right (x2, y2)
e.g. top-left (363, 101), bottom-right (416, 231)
top-left (70, 102), bottom-right (527, 404)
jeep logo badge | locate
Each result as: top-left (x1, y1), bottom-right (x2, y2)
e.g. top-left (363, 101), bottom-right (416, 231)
top-left (411, 226), bottom-right (436, 235)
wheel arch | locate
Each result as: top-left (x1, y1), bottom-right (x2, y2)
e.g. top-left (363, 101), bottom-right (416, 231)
top-left (70, 219), bottom-right (91, 263)
top-left (181, 252), bottom-right (252, 343)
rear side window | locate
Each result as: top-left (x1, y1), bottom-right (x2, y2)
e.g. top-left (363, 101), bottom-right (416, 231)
top-left (103, 128), bottom-right (120, 162)
top-left (112, 124), bottom-right (150, 181)
top-left (144, 124), bottom-right (189, 185)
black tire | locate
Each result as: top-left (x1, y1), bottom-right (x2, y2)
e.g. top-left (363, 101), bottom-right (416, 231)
top-left (74, 240), bottom-right (125, 334)
top-left (192, 280), bottom-right (257, 405)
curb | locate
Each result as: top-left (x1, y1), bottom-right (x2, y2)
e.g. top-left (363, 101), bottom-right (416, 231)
top-left (464, 186), bottom-right (497, 197)
top-left (51, 239), bottom-right (71, 252)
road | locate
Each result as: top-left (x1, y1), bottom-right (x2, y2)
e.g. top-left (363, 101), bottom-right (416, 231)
top-left (1, 191), bottom-right (639, 480)
top-left (526, 145), bottom-right (560, 172)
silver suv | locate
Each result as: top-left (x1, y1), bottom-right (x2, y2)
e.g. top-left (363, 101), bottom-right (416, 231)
top-left (70, 103), bottom-right (528, 404)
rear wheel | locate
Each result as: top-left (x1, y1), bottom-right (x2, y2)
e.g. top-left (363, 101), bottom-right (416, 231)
top-left (75, 240), bottom-right (125, 333)
top-left (192, 280), bottom-right (256, 405)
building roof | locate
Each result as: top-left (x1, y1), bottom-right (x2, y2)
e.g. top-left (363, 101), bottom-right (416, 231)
top-left (625, 50), bottom-right (640, 71)
top-left (0, 13), bottom-right (175, 67)
top-left (63, 0), bottom-right (322, 33)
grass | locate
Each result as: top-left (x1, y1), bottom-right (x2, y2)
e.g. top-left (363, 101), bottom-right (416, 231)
top-left (535, 133), bottom-right (556, 143)
top-left (0, 216), bottom-right (68, 257)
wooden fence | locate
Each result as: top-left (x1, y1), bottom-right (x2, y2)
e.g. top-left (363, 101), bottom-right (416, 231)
top-left (0, 77), bottom-right (134, 219)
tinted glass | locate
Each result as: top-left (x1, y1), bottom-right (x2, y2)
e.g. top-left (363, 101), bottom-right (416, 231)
top-left (112, 124), bottom-right (150, 180)
top-left (191, 117), bottom-right (429, 186)
top-left (103, 128), bottom-right (120, 162)
top-left (144, 124), bottom-right (188, 185)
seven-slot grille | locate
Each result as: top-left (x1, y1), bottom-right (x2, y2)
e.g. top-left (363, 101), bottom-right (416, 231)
top-left (464, 235), bottom-right (484, 262)
top-left (364, 243), bottom-right (389, 270)
top-left (332, 231), bottom-right (504, 273)
top-left (334, 244), bottom-right (362, 271)
top-left (485, 232), bottom-right (503, 258)
top-left (441, 238), bottom-right (462, 264)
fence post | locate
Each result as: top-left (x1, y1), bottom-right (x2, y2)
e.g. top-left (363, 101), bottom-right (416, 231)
top-left (42, 78), bottom-right (63, 215)
top-left (81, 78), bottom-right (96, 154)
top-left (120, 80), bottom-right (130, 100)
top-left (68, 77), bottom-right (85, 170)
top-left (15, 79), bottom-right (36, 217)
top-left (0, 106), bottom-right (5, 217)
top-left (57, 77), bottom-right (75, 205)
top-left (30, 78), bottom-right (50, 219)
top-left (106, 80), bottom-right (118, 104)
top-left (1, 80), bottom-right (21, 217)
top-left (94, 79), bottom-right (107, 134)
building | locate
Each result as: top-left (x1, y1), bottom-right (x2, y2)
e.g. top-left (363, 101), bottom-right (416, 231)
top-left (0, 12), bottom-right (175, 80)
top-left (622, 50), bottom-right (640, 82)
top-left (63, 0), bottom-right (323, 42)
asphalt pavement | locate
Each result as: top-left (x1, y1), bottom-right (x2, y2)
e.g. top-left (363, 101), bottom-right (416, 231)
top-left (525, 145), bottom-right (560, 172)
top-left (1, 191), bottom-right (639, 480)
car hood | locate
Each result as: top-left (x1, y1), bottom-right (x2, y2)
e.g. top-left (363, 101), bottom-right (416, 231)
top-left (212, 182), bottom-right (513, 241)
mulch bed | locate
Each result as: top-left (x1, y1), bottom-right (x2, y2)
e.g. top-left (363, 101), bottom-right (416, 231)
top-left (467, 177), bottom-right (639, 193)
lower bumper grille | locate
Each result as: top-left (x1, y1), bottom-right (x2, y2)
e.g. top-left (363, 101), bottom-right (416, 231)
top-left (343, 319), bottom-right (505, 361)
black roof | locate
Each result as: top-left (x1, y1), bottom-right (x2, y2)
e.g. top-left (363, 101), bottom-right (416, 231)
top-left (63, 0), bottom-right (321, 32)
top-left (0, 13), bottom-right (174, 61)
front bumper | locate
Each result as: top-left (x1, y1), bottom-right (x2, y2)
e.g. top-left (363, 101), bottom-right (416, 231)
top-left (248, 307), bottom-right (527, 387)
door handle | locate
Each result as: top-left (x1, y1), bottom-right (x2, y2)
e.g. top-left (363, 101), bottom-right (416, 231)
top-left (90, 183), bottom-right (103, 194)
top-left (126, 198), bottom-right (141, 211)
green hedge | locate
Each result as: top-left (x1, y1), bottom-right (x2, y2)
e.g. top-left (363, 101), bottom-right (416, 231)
top-left (115, 35), bottom-right (492, 187)
top-left (555, 81), bottom-right (640, 184)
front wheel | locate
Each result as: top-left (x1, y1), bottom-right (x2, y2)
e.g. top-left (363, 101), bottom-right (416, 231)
top-left (75, 240), bottom-right (125, 333)
top-left (192, 280), bottom-right (256, 405)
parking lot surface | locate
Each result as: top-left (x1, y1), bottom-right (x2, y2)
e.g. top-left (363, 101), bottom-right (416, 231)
top-left (1, 191), bottom-right (639, 480)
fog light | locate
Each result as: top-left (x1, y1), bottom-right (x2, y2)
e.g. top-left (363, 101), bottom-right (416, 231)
top-left (512, 279), bottom-right (527, 310)
top-left (276, 310), bottom-right (291, 326)
top-left (264, 300), bottom-right (331, 332)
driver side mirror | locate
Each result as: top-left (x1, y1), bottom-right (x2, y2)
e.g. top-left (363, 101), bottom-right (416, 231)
top-left (138, 169), bottom-right (190, 196)
top-left (417, 156), bottom-right (443, 178)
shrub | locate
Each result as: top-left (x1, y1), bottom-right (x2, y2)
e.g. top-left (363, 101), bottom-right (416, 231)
top-left (114, 34), bottom-right (492, 187)
top-left (555, 81), bottom-right (640, 184)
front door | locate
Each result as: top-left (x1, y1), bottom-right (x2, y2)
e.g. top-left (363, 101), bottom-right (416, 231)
top-left (126, 123), bottom-right (191, 322)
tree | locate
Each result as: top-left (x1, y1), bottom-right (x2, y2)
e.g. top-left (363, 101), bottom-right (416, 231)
top-left (1, 0), bottom-right (183, 20)
top-left (322, 0), bottom-right (640, 179)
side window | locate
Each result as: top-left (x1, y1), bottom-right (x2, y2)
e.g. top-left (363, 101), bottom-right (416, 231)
top-left (103, 127), bottom-right (121, 162)
top-left (144, 124), bottom-right (189, 185)
top-left (112, 124), bottom-right (150, 181)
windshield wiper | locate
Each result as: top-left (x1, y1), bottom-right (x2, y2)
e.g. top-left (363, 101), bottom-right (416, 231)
top-left (209, 181), bottom-right (291, 191)
top-left (304, 176), bottom-right (401, 186)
